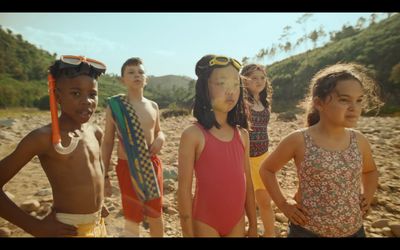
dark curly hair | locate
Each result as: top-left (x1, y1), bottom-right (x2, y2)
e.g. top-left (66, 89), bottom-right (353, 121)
top-left (192, 54), bottom-right (250, 130)
top-left (305, 63), bottom-right (384, 126)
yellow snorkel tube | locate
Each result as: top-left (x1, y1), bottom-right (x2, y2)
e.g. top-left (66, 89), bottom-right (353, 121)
top-left (48, 74), bottom-right (82, 155)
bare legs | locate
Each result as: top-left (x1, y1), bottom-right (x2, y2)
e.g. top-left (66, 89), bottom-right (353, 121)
top-left (255, 189), bottom-right (275, 237)
top-left (121, 215), bottom-right (164, 237)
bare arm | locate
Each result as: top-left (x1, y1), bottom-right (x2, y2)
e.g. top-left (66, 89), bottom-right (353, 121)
top-left (94, 125), bottom-right (104, 174)
top-left (357, 132), bottom-right (378, 216)
top-left (149, 102), bottom-right (165, 156)
top-left (259, 131), bottom-right (308, 225)
top-left (0, 129), bottom-right (76, 236)
top-left (239, 128), bottom-right (257, 237)
top-left (101, 107), bottom-right (116, 176)
top-left (177, 126), bottom-right (197, 237)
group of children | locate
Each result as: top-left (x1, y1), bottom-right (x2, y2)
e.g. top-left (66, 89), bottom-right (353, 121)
top-left (0, 53), bottom-right (383, 237)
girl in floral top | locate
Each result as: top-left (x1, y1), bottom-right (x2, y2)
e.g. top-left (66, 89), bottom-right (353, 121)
top-left (259, 63), bottom-right (383, 237)
top-left (241, 64), bottom-right (276, 237)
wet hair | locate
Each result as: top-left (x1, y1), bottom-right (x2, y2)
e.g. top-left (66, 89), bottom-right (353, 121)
top-left (305, 63), bottom-right (384, 127)
top-left (193, 54), bottom-right (250, 130)
top-left (240, 63), bottom-right (272, 110)
top-left (121, 57), bottom-right (143, 76)
top-left (48, 60), bottom-right (104, 83)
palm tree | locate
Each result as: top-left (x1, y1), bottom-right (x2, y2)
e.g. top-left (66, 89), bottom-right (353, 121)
top-left (369, 13), bottom-right (378, 25)
top-left (256, 48), bottom-right (267, 62)
top-left (355, 17), bottom-right (367, 30)
top-left (241, 56), bottom-right (249, 65)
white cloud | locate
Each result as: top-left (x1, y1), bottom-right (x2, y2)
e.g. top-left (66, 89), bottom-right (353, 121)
top-left (13, 26), bottom-right (125, 57)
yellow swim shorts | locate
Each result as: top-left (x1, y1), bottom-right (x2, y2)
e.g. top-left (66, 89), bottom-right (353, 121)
top-left (249, 151), bottom-right (269, 191)
top-left (56, 211), bottom-right (108, 237)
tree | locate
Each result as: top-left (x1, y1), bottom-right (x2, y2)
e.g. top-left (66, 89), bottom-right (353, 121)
top-left (256, 48), bottom-right (267, 62)
top-left (355, 17), bottom-right (367, 30)
top-left (308, 30), bottom-right (319, 49)
top-left (278, 25), bottom-right (294, 55)
top-left (389, 63), bottom-right (400, 85)
top-left (267, 45), bottom-right (277, 60)
top-left (241, 56), bottom-right (249, 65)
top-left (369, 13), bottom-right (378, 25)
top-left (296, 13), bottom-right (313, 50)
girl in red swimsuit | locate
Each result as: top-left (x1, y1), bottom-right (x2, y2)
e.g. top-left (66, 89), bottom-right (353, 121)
top-left (177, 55), bottom-right (257, 237)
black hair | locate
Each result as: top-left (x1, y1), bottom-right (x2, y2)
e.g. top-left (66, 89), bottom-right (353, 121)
top-left (193, 54), bottom-right (250, 130)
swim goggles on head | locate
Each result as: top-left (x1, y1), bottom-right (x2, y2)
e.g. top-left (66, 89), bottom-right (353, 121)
top-left (58, 55), bottom-right (106, 77)
top-left (60, 55), bottom-right (106, 71)
top-left (200, 56), bottom-right (242, 71)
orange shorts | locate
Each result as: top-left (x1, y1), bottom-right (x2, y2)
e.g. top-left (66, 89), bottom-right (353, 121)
top-left (116, 156), bottom-right (163, 223)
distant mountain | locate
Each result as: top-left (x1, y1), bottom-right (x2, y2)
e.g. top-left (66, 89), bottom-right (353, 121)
top-left (147, 75), bottom-right (194, 90)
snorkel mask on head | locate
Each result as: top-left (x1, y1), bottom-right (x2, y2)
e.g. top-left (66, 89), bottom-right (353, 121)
top-left (48, 55), bottom-right (106, 155)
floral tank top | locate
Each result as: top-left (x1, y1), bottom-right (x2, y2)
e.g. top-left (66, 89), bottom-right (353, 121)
top-left (249, 108), bottom-right (270, 157)
top-left (298, 128), bottom-right (363, 237)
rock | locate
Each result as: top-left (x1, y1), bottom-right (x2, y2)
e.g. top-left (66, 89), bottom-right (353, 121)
top-left (370, 196), bottom-right (378, 206)
top-left (110, 185), bottom-right (120, 196)
top-left (34, 188), bottom-right (52, 196)
top-left (368, 233), bottom-right (383, 238)
top-left (20, 200), bottom-right (41, 213)
top-left (163, 179), bottom-right (176, 194)
top-left (275, 213), bottom-right (288, 223)
top-left (385, 204), bottom-right (400, 213)
top-left (388, 222), bottom-right (400, 237)
top-left (371, 219), bottom-right (390, 228)
top-left (276, 112), bottom-right (297, 122)
top-left (163, 205), bottom-right (178, 215)
top-left (0, 227), bottom-right (12, 237)
top-left (163, 168), bottom-right (178, 180)
top-left (0, 119), bottom-right (15, 128)
top-left (4, 191), bottom-right (15, 200)
top-left (378, 184), bottom-right (391, 192)
top-left (382, 227), bottom-right (394, 237)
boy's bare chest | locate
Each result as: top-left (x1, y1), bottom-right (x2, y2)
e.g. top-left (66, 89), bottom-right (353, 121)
top-left (129, 102), bottom-right (157, 128)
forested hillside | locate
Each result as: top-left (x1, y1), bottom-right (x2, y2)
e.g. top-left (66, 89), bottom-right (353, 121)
top-left (265, 14), bottom-right (400, 113)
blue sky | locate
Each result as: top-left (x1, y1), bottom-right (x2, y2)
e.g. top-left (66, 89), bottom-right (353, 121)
top-left (0, 13), bottom-right (388, 79)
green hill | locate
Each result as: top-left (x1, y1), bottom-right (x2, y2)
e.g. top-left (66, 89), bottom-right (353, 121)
top-left (266, 14), bottom-right (400, 114)
top-left (147, 75), bottom-right (193, 90)
top-left (0, 27), bottom-right (194, 109)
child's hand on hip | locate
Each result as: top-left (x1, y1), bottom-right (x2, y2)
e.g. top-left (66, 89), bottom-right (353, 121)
top-left (32, 210), bottom-right (78, 237)
top-left (281, 201), bottom-right (309, 226)
top-left (149, 137), bottom-right (163, 156)
top-left (360, 194), bottom-right (371, 218)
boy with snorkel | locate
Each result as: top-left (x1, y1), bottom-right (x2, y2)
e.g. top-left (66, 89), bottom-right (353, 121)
top-left (0, 55), bottom-right (108, 237)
